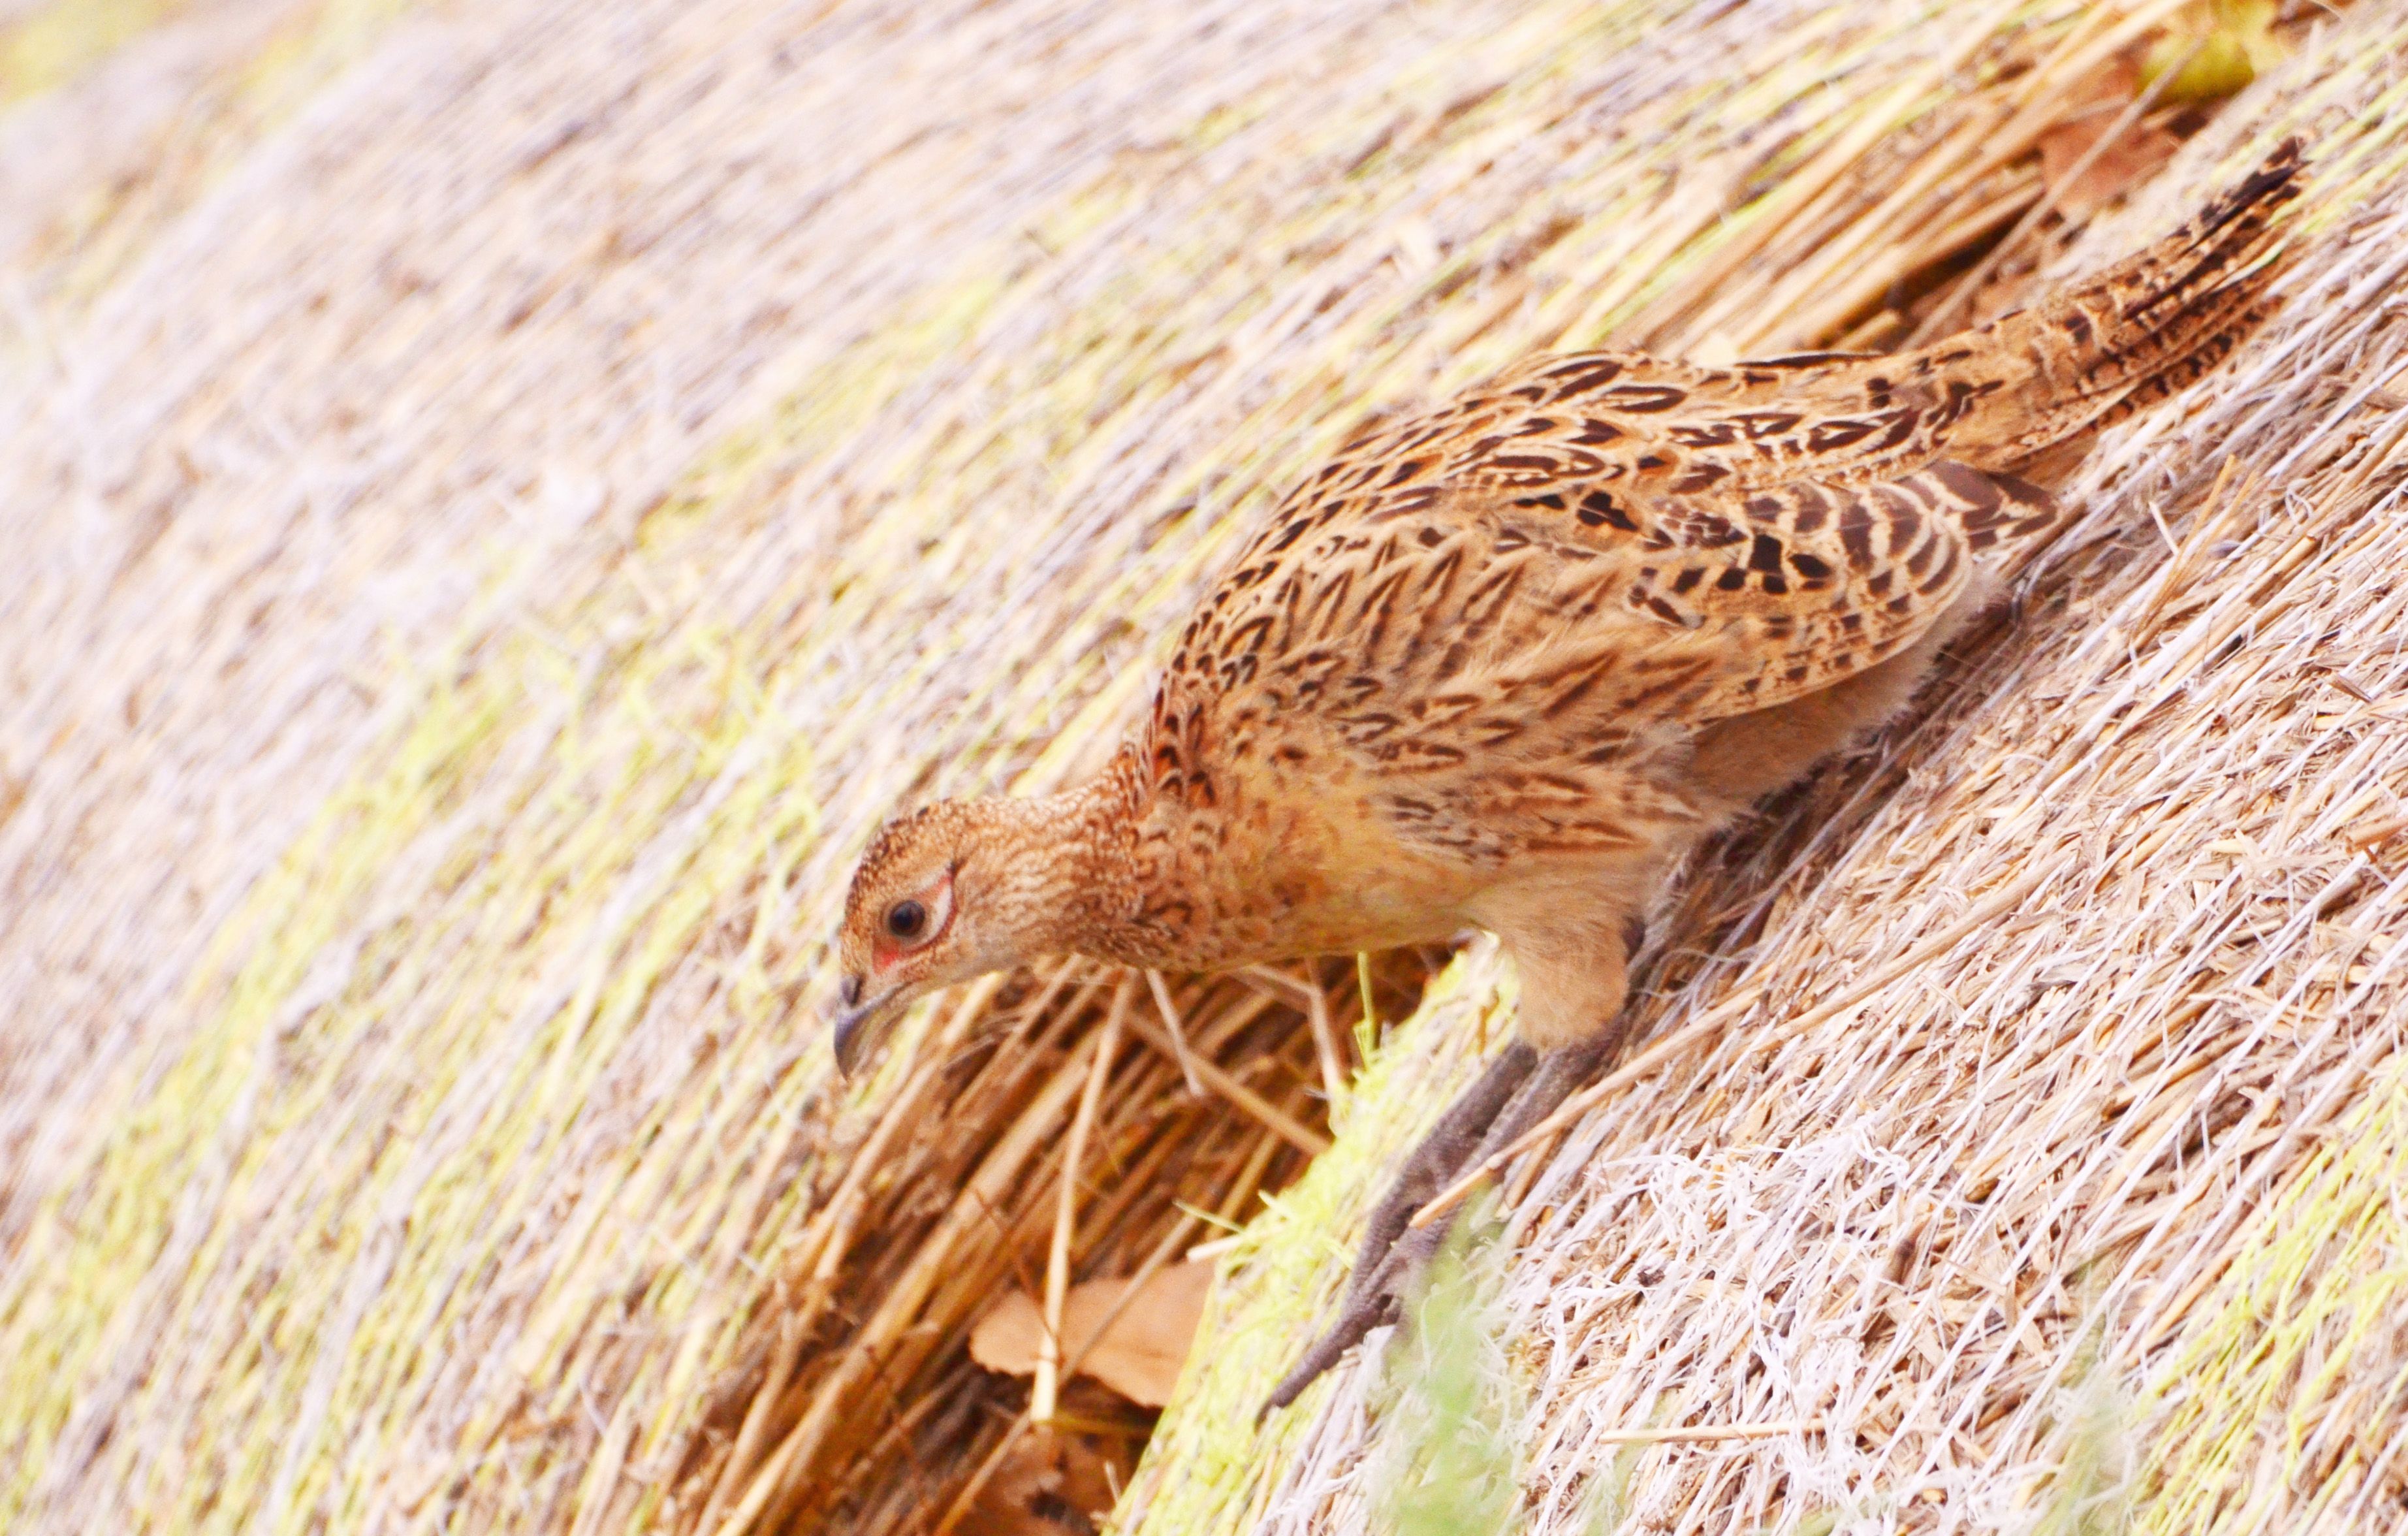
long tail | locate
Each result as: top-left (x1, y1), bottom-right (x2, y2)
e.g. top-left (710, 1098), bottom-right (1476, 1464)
top-left (1929, 138), bottom-right (2305, 471)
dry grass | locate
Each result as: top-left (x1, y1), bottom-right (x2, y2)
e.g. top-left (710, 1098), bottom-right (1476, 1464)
top-left (1132, 14), bottom-right (2408, 1536)
top-left (1, 1), bottom-right (2404, 1533)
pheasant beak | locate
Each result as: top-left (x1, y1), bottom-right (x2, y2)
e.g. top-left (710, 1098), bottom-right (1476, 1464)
top-left (829, 973), bottom-right (902, 1079)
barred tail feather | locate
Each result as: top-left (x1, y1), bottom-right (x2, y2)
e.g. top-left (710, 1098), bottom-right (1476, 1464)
top-left (1934, 138), bottom-right (2305, 469)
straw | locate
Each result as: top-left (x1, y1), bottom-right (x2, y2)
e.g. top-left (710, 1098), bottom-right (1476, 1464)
top-left (1037, 977), bottom-right (1132, 1423)
top-left (3, 1), bottom-right (2403, 1533)
top-left (1126, 14), bottom-right (2408, 1528)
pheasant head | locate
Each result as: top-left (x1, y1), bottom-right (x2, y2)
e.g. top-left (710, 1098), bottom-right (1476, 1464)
top-left (829, 776), bottom-right (1133, 1075)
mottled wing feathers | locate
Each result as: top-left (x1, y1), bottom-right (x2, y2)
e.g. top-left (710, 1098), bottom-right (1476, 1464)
top-left (1148, 439), bottom-right (2050, 869)
top-left (1288, 347), bottom-right (1991, 515)
top-left (1616, 464), bottom-right (2039, 718)
top-left (1179, 448), bottom-right (2037, 737)
top-left (1149, 349), bottom-right (2064, 857)
top-left (1139, 144), bottom-right (2298, 864)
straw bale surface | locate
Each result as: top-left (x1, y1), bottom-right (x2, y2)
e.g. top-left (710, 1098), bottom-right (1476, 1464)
top-left (1129, 16), bottom-right (2408, 1536)
top-left (1, 0), bottom-right (2404, 1533)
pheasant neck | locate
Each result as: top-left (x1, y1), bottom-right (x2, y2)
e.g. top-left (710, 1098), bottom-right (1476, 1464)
top-left (977, 748), bottom-right (1147, 961)
top-left (1061, 748), bottom-right (1151, 952)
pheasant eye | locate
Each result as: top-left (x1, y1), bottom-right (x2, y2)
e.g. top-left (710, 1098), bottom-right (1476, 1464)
top-left (885, 899), bottom-right (928, 942)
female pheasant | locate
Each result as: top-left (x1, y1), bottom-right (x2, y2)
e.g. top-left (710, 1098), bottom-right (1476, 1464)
top-left (831, 145), bottom-right (2301, 1409)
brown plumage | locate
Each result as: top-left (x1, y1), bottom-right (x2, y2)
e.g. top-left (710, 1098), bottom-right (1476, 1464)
top-left (831, 143), bottom-right (2302, 1407)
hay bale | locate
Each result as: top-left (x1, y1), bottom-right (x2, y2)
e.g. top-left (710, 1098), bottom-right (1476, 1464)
top-left (0, 1), bottom-right (2401, 1533)
top-left (1129, 14), bottom-right (2408, 1536)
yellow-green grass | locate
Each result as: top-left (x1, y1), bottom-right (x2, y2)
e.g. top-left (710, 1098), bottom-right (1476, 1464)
top-left (0, 0), bottom-right (183, 103)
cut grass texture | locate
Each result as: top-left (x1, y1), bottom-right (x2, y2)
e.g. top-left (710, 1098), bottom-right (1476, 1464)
top-left (1131, 11), bottom-right (2408, 1533)
top-left (3, 1), bottom-right (2407, 1533)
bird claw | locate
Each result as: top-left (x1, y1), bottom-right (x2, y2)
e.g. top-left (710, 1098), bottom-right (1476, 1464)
top-left (1261, 1035), bottom-right (1618, 1425)
top-left (1261, 1033), bottom-right (1613, 1418)
top-left (1259, 1041), bottom-right (1535, 1418)
top-left (1259, 1221), bottom-right (1440, 1418)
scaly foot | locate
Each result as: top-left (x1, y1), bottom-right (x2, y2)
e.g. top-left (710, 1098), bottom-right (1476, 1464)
top-left (1261, 1034), bottom-right (1611, 1416)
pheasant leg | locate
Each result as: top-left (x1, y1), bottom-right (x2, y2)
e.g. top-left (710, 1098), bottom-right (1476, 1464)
top-left (1255, 1040), bottom-right (1533, 1418)
top-left (1261, 1033), bottom-right (1612, 1415)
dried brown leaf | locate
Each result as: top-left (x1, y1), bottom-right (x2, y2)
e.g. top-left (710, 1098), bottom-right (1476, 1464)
top-left (2038, 113), bottom-right (2182, 221)
top-left (2060, 52), bottom-right (2143, 114)
top-left (969, 1260), bottom-right (1215, 1407)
